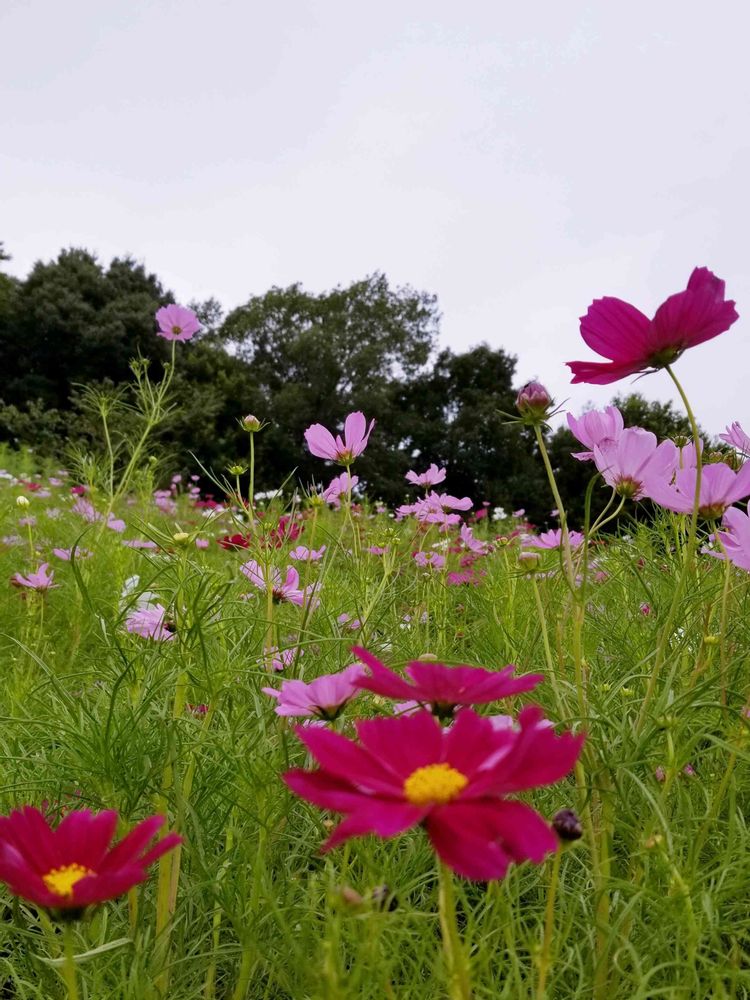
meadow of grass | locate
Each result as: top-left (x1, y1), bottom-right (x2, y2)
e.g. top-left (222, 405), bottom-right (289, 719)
top-left (0, 356), bottom-right (749, 999)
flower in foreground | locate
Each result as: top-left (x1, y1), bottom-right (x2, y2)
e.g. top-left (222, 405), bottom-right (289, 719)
top-left (567, 405), bottom-right (624, 461)
top-left (241, 559), bottom-right (318, 607)
top-left (0, 806), bottom-right (180, 912)
top-left (262, 663), bottom-right (366, 721)
top-left (125, 604), bottom-right (175, 641)
top-left (593, 427), bottom-right (677, 499)
top-left (155, 303), bottom-right (201, 342)
top-left (304, 412), bottom-right (375, 465)
top-left (12, 563), bottom-right (57, 591)
top-left (284, 707), bottom-right (583, 880)
top-left (645, 462), bottom-right (750, 519)
top-left (567, 267), bottom-right (738, 385)
top-left (716, 502), bottom-right (750, 572)
top-left (352, 647), bottom-right (543, 718)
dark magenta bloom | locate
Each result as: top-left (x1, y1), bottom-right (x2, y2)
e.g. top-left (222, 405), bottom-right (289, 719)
top-left (284, 707), bottom-right (583, 880)
top-left (0, 807), bottom-right (180, 912)
top-left (352, 647), bottom-right (542, 718)
top-left (568, 268), bottom-right (738, 385)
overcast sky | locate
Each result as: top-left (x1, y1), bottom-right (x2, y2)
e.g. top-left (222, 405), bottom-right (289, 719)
top-left (2, 0), bottom-right (749, 434)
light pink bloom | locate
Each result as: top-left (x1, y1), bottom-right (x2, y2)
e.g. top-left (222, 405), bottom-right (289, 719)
top-left (366, 545), bottom-right (389, 555)
top-left (17, 517), bottom-right (36, 528)
top-left (593, 427), bottom-right (677, 499)
top-left (322, 472), bottom-right (359, 508)
top-left (107, 515), bottom-right (126, 533)
top-left (413, 551), bottom-right (446, 570)
top-left (125, 605), bottom-right (175, 641)
top-left (568, 267), bottom-right (739, 385)
top-left (195, 538), bottom-right (209, 549)
top-left (716, 503), bottom-right (750, 571)
top-left (72, 498), bottom-right (100, 522)
top-left (567, 406), bottom-right (624, 461)
top-left (337, 612), bottom-right (362, 630)
top-left (522, 529), bottom-right (585, 550)
top-left (645, 462), bottom-right (750, 519)
top-left (289, 545), bottom-right (326, 562)
top-left (52, 547), bottom-right (92, 561)
top-left (122, 539), bottom-right (159, 550)
top-left (155, 304), bottom-right (201, 342)
top-left (260, 646), bottom-right (303, 672)
top-left (405, 464), bottom-right (447, 488)
top-left (720, 422), bottom-right (750, 456)
top-left (240, 559), bottom-right (317, 607)
top-left (262, 663), bottom-right (366, 720)
top-left (12, 563), bottom-right (57, 591)
top-left (304, 412), bottom-right (375, 465)
top-left (460, 523), bottom-right (490, 554)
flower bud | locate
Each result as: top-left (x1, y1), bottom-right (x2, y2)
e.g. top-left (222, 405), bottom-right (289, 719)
top-left (172, 531), bottom-right (190, 544)
top-left (518, 550), bottom-right (540, 570)
top-left (552, 808), bottom-right (583, 842)
top-left (515, 381), bottom-right (552, 423)
top-left (227, 463), bottom-right (248, 476)
top-left (240, 414), bottom-right (262, 432)
top-left (16, 496), bottom-right (30, 508)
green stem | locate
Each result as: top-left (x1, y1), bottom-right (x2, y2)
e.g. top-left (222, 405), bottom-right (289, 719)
top-left (536, 848), bottom-right (562, 999)
top-left (247, 431), bottom-right (255, 535)
top-left (437, 862), bottom-right (472, 1000)
top-left (61, 923), bottom-right (80, 1000)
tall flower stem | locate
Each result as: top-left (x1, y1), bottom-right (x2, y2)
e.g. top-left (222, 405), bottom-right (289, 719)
top-left (535, 847), bottom-right (562, 999)
top-left (533, 426), bottom-right (575, 589)
top-left (61, 923), bottom-right (80, 1000)
top-left (437, 862), bottom-right (471, 1000)
top-left (247, 430), bottom-right (256, 536)
top-left (635, 365), bottom-right (702, 735)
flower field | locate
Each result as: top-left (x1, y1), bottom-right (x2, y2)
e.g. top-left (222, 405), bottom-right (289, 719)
top-left (0, 269), bottom-right (749, 999)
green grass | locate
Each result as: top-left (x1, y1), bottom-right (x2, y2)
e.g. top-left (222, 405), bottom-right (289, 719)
top-left (0, 454), bottom-right (748, 999)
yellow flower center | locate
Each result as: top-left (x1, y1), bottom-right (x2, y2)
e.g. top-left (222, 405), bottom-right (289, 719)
top-left (42, 863), bottom-right (93, 898)
top-left (171, 325), bottom-right (182, 335)
top-left (403, 763), bottom-right (468, 806)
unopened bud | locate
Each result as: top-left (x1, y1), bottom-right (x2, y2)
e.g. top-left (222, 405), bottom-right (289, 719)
top-left (227, 463), bottom-right (248, 476)
top-left (240, 414), bottom-right (262, 432)
top-left (172, 531), bottom-right (190, 544)
top-left (552, 808), bottom-right (583, 842)
top-left (518, 550), bottom-right (540, 570)
top-left (16, 496), bottom-right (30, 508)
top-left (515, 380), bottom-right (552, 423)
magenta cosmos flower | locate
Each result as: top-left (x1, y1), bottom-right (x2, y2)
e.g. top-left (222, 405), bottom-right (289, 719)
top-left (284, 706), bottom-right (583, 880)
top-left (262, 663), bottom-right (366, 721)
top-left (593, 427), bottom-right (677, 499)
top-left (645, 461), bottom-right (750, 520)
top-left (405, 464), bottom-right (447, 488)
top-left (240, 559), bottom-right (316, 606)
top-left (304, 412), bottom-right (375, 465)
top-left (12, 563), bottom-right (57, 591)
top-left (568, 268), bottom-right (738, 385)
top-left (720, 422), bottom-right (750, 456)
top-left (567, 406), bottom-right (624, 461)
top-left (352, 647), bottom-right (542, 719)
top-left (155, 304), bottom-right (201, 342)
top-left (717, 503), bottom-right (750, 572)
top-left (522, 528), bottom-right (585, 550)
top-left (0, 807), bottom-right (180, 912)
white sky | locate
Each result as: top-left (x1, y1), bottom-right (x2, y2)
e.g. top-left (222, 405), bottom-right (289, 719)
top-left (2, 0), bottom-right (749, 434)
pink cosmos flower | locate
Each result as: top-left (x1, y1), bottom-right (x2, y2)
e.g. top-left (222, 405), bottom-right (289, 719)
top-left (240, 559), bottom-right (317, 607)
top-left (716, 502), bottom-right (750, 572)
top-left (446, 570), bottom-right (481, 586)
top-left (304, 412), bottom-right (375, 465)
top-left (405, 464), bottom-right (447, 488)
top-left (460, 523), bottom-right (490, 555)
top-left (593, 427), bottom-right (677, 499)
top-left (567, 406), bottom-right (624, 461)
top-left (52, 547), bottom-right (92, 561)
top-left (72, 498), bottom-right (100, 522)
top-left (522, 529), bottom-right (585, 550)
top-left (155, 304), bottom-right (201, 342)
top-left (284, 706), bottom-right (583, 880)
top-left (289, 545), bottom-right (327, 562)
top-left (645, 462), bottom-right (750, 519)
top-left (125, 605), bottom-right (175, 641)
top-left (122, 539), bottom-right (159, 550)
top-left (322, 472), bottom-right (359, 508)
top-left (719, 422), bottom-right (750, 456)
top-left (413, 551), bottom-right (446, 570)
top-left (12, 563), bottom-right (57, 591)
top-left (260, 646), bottom-right (303, 672)
top-left (352, 647), bottom-right (543, 718)
top-left (262, 663), bottom-right (366, 721)
top-left (568, 267), bottom-right (739, 385)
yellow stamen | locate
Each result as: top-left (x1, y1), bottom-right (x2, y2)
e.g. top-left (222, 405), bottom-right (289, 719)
top-left (403, 762), bottom-right (468, 806)
top-left (42, 863), bottom-right (93, 898)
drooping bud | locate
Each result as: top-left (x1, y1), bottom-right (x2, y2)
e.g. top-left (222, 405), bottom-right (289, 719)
top-left (16, 496), bottom-right (30, 508)
top-left (552, 808), bottom-right (583, 842)
top-left (515, 381), bottom-right (553, 424)
top-left (240, 414), bottom-right (262, 432)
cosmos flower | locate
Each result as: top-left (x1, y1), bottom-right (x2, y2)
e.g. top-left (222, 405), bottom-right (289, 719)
top-left (405, 464), bottom-right (447, 488)
top-left (289, 545), bottom-right (327, 562)
top-left (284, 706), bottom-right (583, 880)
top-left (125, 604), bottom-right (175, 641)
top-left (567, 406), bottom-right (624, 461)
top-left (155, 304), bottom-right (201, 342)
top-left (262, 663), bottom-right (366, 721)
top-left (413, 551), bottom-right (446, 570)
top-left (0, 806), bottom-right (180, 913)
top-left (645, 462), bottom-right (750, 519)
top-left (716, 502), bottom-right (750, 572)
top-left (304, 412), bottom-right (375, 465)
top-left (593, 428), bottom-right (677, 499)
top-left (322, 472), bottom-right (359, 508)
top-left (240, 560), bottom-right (317, 607)
top-left (12, 563), bottom-right (57, 591)
top-left (719, 422), bottom-right (750, 456)
top-left (522, 529), bottom-right (585, 550)
top-left (352, 647), bottom-right (542, 718)
top-left (568, 267), bottom-right (738, 385)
